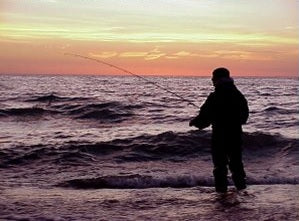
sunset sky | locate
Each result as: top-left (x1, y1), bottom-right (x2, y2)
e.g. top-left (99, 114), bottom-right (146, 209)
top-left (0, 0), bottom-right (298, 77)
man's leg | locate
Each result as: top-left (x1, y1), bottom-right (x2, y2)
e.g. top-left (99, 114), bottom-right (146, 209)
top-left (228, 147), bottom-right (246, 190)
top-left (212, 147), bottom-right (228, 193)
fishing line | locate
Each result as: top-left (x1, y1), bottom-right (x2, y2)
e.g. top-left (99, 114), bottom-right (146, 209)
top-left (64, 53), bottom-right (200, 108)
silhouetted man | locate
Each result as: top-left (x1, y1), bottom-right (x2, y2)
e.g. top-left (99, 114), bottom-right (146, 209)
top-left (189, 67), bottom-right (249, 193)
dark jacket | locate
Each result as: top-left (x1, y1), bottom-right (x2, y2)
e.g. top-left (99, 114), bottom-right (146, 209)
top-left (190, 79), bottom-right (249, 143)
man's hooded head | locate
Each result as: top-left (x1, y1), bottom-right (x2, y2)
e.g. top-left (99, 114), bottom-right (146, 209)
top-left (212, 67), bottom-right (233, 87)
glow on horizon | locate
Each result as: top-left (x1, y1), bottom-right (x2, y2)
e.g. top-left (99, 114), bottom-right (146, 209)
top-left (0, 0), bottom-right (298, 77)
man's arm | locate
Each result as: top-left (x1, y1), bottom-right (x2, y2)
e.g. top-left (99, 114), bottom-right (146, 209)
top-left (189, 94), bottom-right (213, 129)
top-left (240, 94), bottom-right (249, 125)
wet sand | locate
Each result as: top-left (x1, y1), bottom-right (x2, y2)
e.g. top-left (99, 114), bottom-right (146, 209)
top-left (1, 184), bottom-right (298, 220)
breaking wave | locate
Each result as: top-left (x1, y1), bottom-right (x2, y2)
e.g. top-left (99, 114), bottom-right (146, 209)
top-left (0, 107), bottom-right (58, 117)
top-left (263, 106), bottom-right (298, 115)
top-left (1, 131), bottom-right (297, 167)
top-left (25, 94), bottom-right (77, 102)
top-left (57, 174), bottom-right (299, 189)
top-left (67, 102), bottom-right (138, 122)
top-left (57, 174), bottom-right (213, 189)
top-left (0, 93), bottom-right (141, 122)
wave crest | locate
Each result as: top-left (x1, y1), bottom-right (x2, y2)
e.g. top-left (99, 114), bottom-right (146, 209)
top-left (57, 174), bottom-right (213, 189)
top-left (57, 174), bottom-right (299, 189)
top-left (0, 98), bottom-right (140, 122)
top-left (0, 107), bottom-right (57, 117)
top-left (1, 131), bottom-right (297, 167)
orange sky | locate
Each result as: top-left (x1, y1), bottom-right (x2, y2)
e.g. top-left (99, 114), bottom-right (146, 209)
top-left (0, 0), bottom-right (298, 77)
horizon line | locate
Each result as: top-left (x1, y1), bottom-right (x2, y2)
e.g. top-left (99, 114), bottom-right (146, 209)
top-left (1, 72), bottom-right (298, 79)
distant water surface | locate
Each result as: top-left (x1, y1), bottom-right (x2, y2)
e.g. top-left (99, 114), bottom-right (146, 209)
top-left (0, 75), bottom-right (297, 147)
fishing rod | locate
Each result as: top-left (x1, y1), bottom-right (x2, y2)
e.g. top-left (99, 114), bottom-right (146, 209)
top-left (64, 53), bottom-right (200, 108)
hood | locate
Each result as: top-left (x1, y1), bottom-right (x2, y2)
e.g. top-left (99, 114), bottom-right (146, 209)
top-left (215, 77), bottom-right (234, 87)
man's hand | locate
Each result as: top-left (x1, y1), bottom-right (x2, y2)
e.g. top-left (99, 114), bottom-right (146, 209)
top-left (189, 118), bottom-right (196, 127)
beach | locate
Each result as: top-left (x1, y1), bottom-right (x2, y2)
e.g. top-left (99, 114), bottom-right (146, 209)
top-left (1, 185), bottom-right (298, 220)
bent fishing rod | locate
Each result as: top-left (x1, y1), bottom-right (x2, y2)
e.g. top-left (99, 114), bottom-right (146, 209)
top-left (64, 53), bottom-right (200, 108)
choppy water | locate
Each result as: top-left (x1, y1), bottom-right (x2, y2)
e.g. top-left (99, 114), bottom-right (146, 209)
top-left (0, 75), bottom-right (298, 220)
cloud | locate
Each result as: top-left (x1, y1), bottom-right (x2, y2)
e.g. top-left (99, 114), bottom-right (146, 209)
top-left (119, 48), bottom-right (165, 60)
top-left (41, 0), bottom-right (57, 3)
top-left (144, 53), bottom-right (165, 60)
top-left (0, 37), bottom-right (32, 44)
top-left (173, 51), bottom-right (191, 56)
top-left (212, 50), bottom-right (274, 61)
top-left (145, 48), bottom-right (165, 60)
top-left (285, 26), bottom-right (295, 30)
top-left (148, 48), bottom-right (162, 53)
top-left (172, 51), bottom-right (203, 57)
top-left (119, 52), bottom-right (148, 58)
top-left (89, 51), bottom-right (118, 58)
top-left (89, 48), bottom-right (269, 61)
top-left (165, 56), bottom-right (179, 59)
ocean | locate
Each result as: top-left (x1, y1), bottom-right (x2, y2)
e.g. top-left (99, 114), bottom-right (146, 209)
top-left (0, 75), bottom-right (298, 220)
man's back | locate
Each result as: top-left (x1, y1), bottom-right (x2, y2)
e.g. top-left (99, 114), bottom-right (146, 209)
top-left (209, 80), bottom-right (248, 133)
top-left (190, 79), bottom-right (249, 134)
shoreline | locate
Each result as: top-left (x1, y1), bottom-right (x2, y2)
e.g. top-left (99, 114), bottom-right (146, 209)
top-left (1, 184), bottom-right (298, 220)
